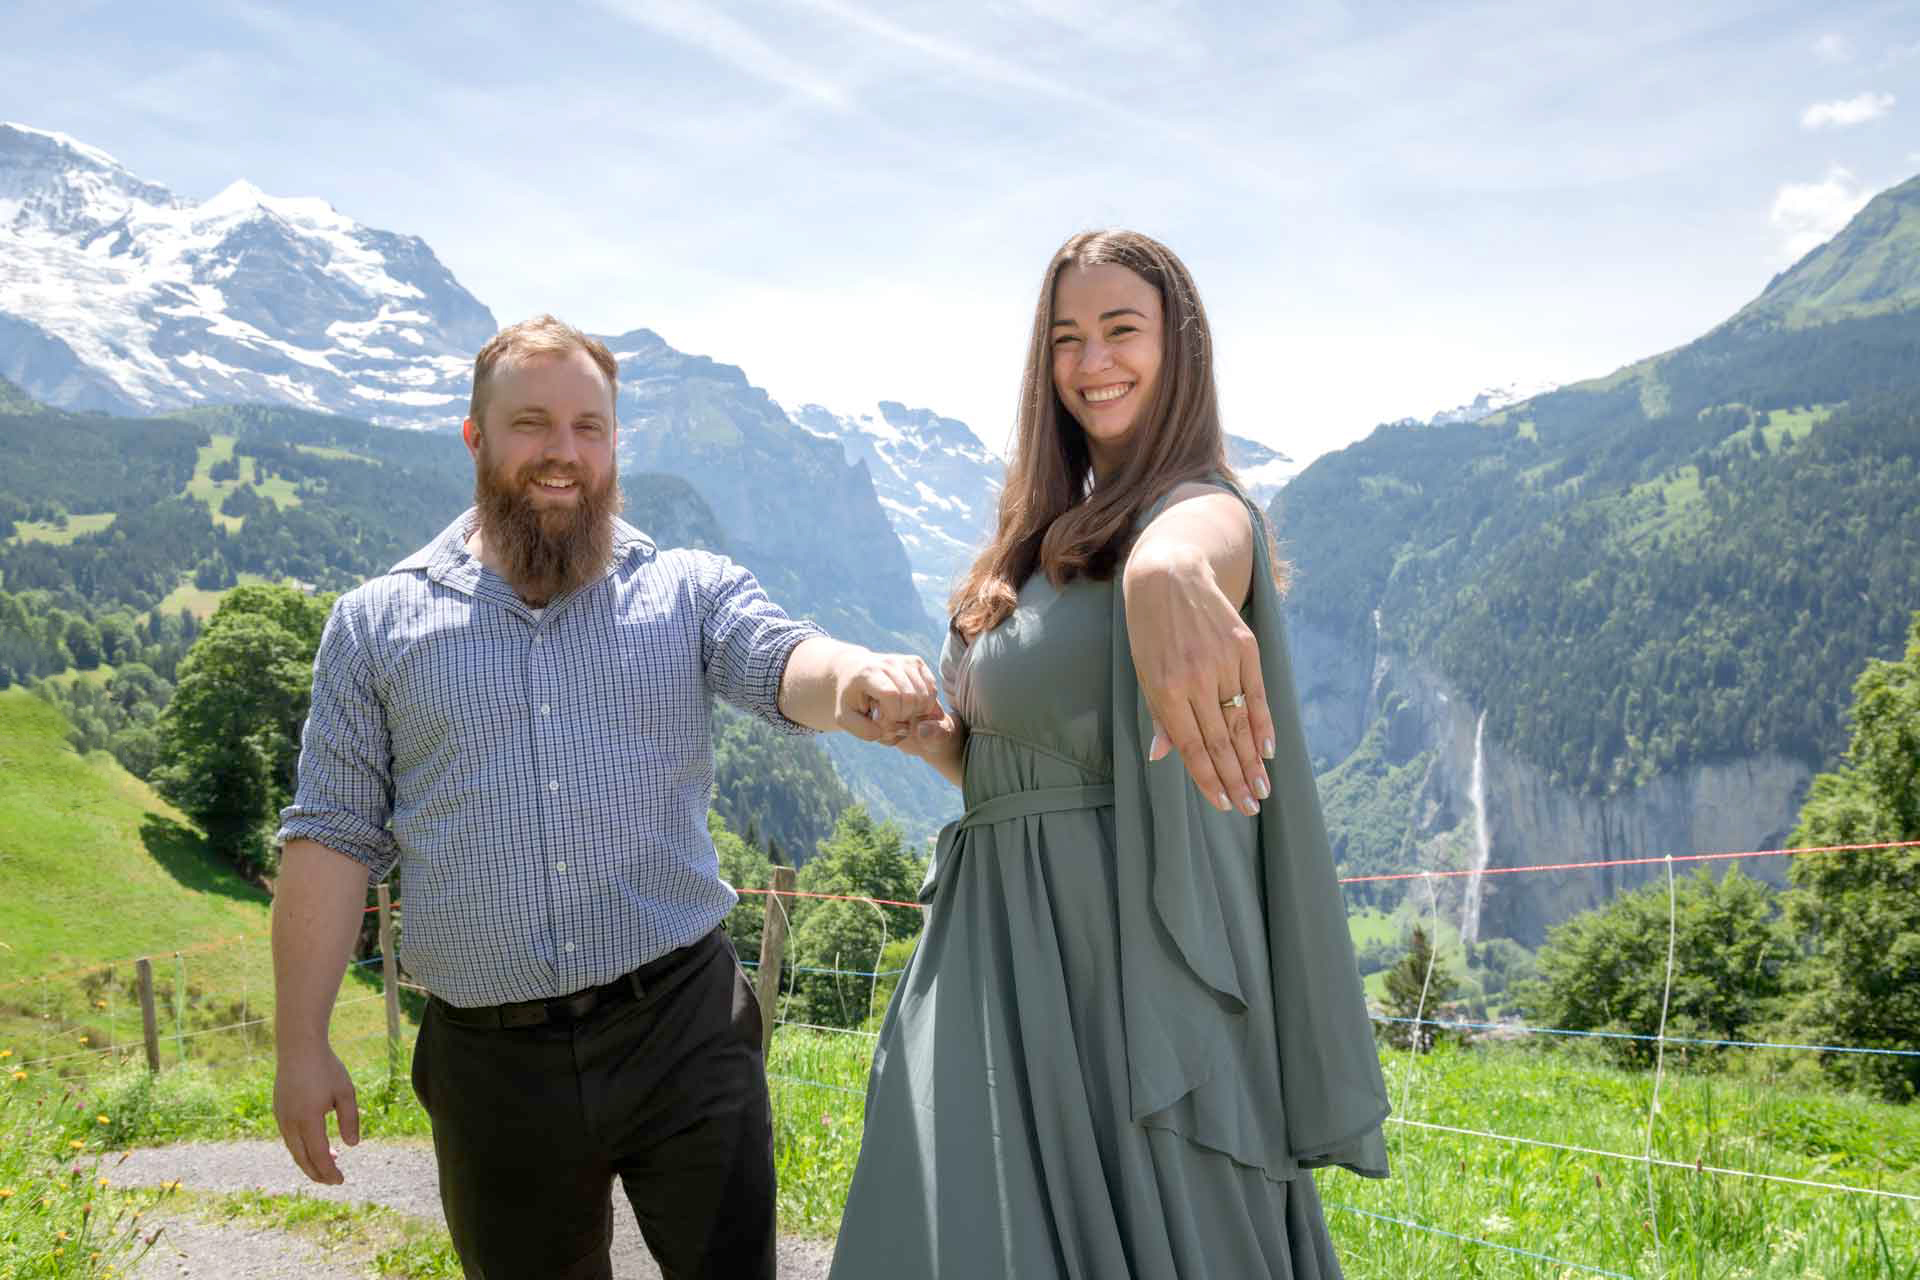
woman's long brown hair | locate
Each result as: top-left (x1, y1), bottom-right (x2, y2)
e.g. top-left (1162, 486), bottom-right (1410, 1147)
top-left (950, 229), bottom-right (1262, 641)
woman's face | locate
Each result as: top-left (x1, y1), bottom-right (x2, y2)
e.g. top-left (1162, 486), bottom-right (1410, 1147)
top-left (1049, 262), bottom-right (1164, 479)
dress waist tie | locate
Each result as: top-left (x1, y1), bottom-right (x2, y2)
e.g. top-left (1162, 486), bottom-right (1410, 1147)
top-left (919, 784), bottom-right (1115, 903)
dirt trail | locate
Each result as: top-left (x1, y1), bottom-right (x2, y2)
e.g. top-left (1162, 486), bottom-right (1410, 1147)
top-left (112, 1140), bottom-right (836, 1279)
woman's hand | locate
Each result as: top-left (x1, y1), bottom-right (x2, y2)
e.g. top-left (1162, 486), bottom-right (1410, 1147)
top-left (891, 708), bottom-right (968, 788)
top-left (1123, 488), bottom-right (1274, 815)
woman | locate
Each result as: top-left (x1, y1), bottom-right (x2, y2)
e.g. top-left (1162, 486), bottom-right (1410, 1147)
top-left (830, 230), bottom-right (1388, 1279)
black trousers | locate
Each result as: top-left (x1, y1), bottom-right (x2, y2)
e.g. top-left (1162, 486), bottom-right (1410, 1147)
top-left (411, 929), bottom-right (776, 1280)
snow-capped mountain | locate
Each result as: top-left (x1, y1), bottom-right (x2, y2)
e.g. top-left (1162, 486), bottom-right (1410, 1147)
top-left (1426, 379), bottom-right (1561, 426)
top-left (790, 401), bottom-right (1004, 621)
top-left (1224, 433), bottom-right (1299, 508)
top-left (0, 122), bottom-right (494, 423)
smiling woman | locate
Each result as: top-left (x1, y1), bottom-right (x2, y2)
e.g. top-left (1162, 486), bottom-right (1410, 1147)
top-left (829, 230), bottom-right (1387, 1280)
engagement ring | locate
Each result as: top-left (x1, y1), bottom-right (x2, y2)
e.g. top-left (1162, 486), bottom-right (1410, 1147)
top-left (1220, 693), bottom-right (1246, 711)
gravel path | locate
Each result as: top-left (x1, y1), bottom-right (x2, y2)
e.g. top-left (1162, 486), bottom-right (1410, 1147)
top-left (112, 1140), bottom-right (837, 1279)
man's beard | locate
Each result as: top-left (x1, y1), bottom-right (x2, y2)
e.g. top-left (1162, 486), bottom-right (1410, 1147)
top-left (473, 441), bottom-right (622, 604)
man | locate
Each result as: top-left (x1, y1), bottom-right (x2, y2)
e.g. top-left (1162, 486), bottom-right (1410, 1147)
top-left (272, 314), bottom-right (939, 1280)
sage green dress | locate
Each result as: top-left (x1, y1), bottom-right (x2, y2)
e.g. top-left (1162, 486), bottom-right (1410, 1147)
top-left (830, 491), bottom-right (1388, 1279)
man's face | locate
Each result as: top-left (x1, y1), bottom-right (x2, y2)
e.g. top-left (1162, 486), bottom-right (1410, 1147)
top-left (464, 348), bottom-right (621, 601)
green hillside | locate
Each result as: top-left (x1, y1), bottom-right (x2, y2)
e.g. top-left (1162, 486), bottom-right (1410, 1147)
top-left (0, 689), bottom-right (276, 1068)
top-left (0, 686), bottom-right (407, 1084)
top-left (1275, 177), bottom-right (1920, 800)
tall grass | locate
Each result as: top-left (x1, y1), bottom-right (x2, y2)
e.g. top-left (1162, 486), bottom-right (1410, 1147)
top-left (8, 1019), bottom-right (1914, 1278)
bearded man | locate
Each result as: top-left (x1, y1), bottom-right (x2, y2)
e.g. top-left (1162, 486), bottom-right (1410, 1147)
top-left (270, 315), bottom-right (939, 1280)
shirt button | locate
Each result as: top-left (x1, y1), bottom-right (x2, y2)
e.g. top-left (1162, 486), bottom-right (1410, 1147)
top-left (555, 862), bottom-right (566, 873)
top-left (549, 780), bottom-right (559, 793)
top-left (564, 942), bottom-right (576, 954)
top-left (540, 703), bottom-right (551, 716)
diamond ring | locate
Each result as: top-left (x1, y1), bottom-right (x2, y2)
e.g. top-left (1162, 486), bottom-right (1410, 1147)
top-left (1220, 692), bottom-right (1246, 711)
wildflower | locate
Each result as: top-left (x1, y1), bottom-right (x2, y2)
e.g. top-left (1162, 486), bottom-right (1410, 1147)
top-left (94, 1000), bottom-right (108, 1010)
top-left (78, 1035), bottom-right (90, 1045)
top-left (57, 1230), bottom-right (70, 1242)
top-left (97, 1177), bottom-right (109, 1189)
top-left (0, 1187), bottom-right (14, 1199)
top-left (161, 1179), bottom-right (180, 1191)
top-left (97, 1115), bottom-right (109, 1125)
top-left (0, 1048), bottom-right (11, 1058)
top-left (10, 1070), bottom-right (25, 1082)
top-left (53, 1247), bottom-right (64, 1257)
top-left (69, 1139), bottom-right (86, 1150)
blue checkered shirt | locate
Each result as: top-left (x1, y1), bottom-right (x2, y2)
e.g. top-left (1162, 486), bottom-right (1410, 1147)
top-left (276, 508), bottom-right (824, 1006)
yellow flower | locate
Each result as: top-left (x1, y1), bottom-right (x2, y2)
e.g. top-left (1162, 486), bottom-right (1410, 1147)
top-left (96, 1177), bottom-right (109, 1189)
top-left (10, 1070), bottom-right (25, 1082)
top-left (53, 1246), bottom-right (65, 1256)
top-left (77, 1035), bottom-right (89, 1045)
top-left (69, 1139), bottom-right (85, 1150)
top-left (0, 1048), bottom-right (11, 1058)
top-left (56, 1230), bottom-right (69, 1242)
top-left (96, 1115), bottom-right (110, 1125)
top-left (94, 1000), bottom-right (108, 1010)
top-left (0, 1187), bottom-right (14, 1199)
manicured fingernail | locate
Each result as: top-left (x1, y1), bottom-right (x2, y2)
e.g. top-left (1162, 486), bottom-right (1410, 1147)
top-left (1217, 792), bottom-right (1231, 811)
top-left (1262, 738), bottom-right (1275, 759)
top-left (1256, 776), bottom-right (1270, 799)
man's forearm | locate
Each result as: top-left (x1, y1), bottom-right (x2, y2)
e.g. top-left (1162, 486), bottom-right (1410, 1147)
top-left (272, 839), bottom-right (375, 1055)
top-left (777, 636), bottom-right (863, 732)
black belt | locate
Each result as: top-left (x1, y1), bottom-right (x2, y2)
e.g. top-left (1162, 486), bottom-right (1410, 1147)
top-left (433, 928), bottom-right (722, 1030)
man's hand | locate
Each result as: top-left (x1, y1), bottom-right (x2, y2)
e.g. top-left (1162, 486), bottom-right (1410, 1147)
top-left (274, 1043), bottom-right (360, 1184)
top-left (835, 649), bottom-right (941, 744)
top-left (780, 637), bottom-right (940, 738)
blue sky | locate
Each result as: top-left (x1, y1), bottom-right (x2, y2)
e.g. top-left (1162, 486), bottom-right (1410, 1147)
top-left (5, 0), bottom-right (1918, 463)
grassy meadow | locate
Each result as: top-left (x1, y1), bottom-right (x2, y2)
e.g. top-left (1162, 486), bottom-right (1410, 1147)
top-left (4, 688), bottom-right (1915, 1277)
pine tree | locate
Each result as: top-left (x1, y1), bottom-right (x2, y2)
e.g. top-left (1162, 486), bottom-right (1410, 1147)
top-left (1380, 925), bottom-right (1458, 1052)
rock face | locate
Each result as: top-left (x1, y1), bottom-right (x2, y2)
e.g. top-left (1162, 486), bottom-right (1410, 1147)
top-left (789, 401), bottom-right (1003, 622)
top-left (1292, 610), bottom-right (1813, 944)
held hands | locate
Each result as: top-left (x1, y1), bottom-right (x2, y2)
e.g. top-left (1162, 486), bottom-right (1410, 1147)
top-left (273, 1043), bottom-right (360, 1185)
top-left (834, 648), bottom-right (942, 745)
top-left (1123, 543), bottom-right (1275, 816)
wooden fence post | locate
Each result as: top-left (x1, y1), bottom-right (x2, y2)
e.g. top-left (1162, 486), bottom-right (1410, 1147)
top-left (377, 884), bottom-right (400, 1048)
top-left (135, 958), bottom-right (160, 1073)
top-left (755, 866), bottom-right (796, 1050)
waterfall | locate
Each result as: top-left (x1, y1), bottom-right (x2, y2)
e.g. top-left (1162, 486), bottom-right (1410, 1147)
top-left (1461, 710), bottom-right (1492, 945)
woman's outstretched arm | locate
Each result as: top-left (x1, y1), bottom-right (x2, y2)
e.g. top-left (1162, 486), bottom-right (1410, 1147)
top-left (1123, 482), bottom-right (1274, 817)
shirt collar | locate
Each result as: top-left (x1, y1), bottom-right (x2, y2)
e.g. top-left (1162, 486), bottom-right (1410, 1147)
top-left (392, 508), bottom-right (657, 599)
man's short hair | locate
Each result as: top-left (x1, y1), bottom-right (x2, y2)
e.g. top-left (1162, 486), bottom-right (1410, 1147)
top-left (469, 315), bottom-right (620, 430)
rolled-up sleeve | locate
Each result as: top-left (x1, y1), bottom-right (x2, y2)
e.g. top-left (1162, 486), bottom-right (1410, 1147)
top-left (275, 592), bottom-right (400, 880)
top-left (694, 551), bottom-right (825, 735)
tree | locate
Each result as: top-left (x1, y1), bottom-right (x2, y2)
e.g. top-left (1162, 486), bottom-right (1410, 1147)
top-left (1520, 867), bottom-right (1792, 1066)
top-left (1379, 925), bottom-right (1458, 1052)
top-left (1780, 610), bottom-right (1920, 1102)
top-left (152, 586), bottom-right (328, 878)
top-left (782, 807), bottom-right (926, 1028)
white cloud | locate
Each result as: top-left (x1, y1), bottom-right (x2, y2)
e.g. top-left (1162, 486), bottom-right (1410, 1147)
top-left (1812, 33), bottom-right (1851, 63)
top-left (1769, 168), bottom-right (1870, 263)
top-left (1800, 91), bottom-right (1895, 129)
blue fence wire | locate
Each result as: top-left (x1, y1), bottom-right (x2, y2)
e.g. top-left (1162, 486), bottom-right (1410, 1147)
top-left (1323, 1202), bottom-right (1636, 1278)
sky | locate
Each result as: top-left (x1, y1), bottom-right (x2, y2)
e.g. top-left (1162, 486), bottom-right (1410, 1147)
top-left (4, 0), bottom-right (1918, 465)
